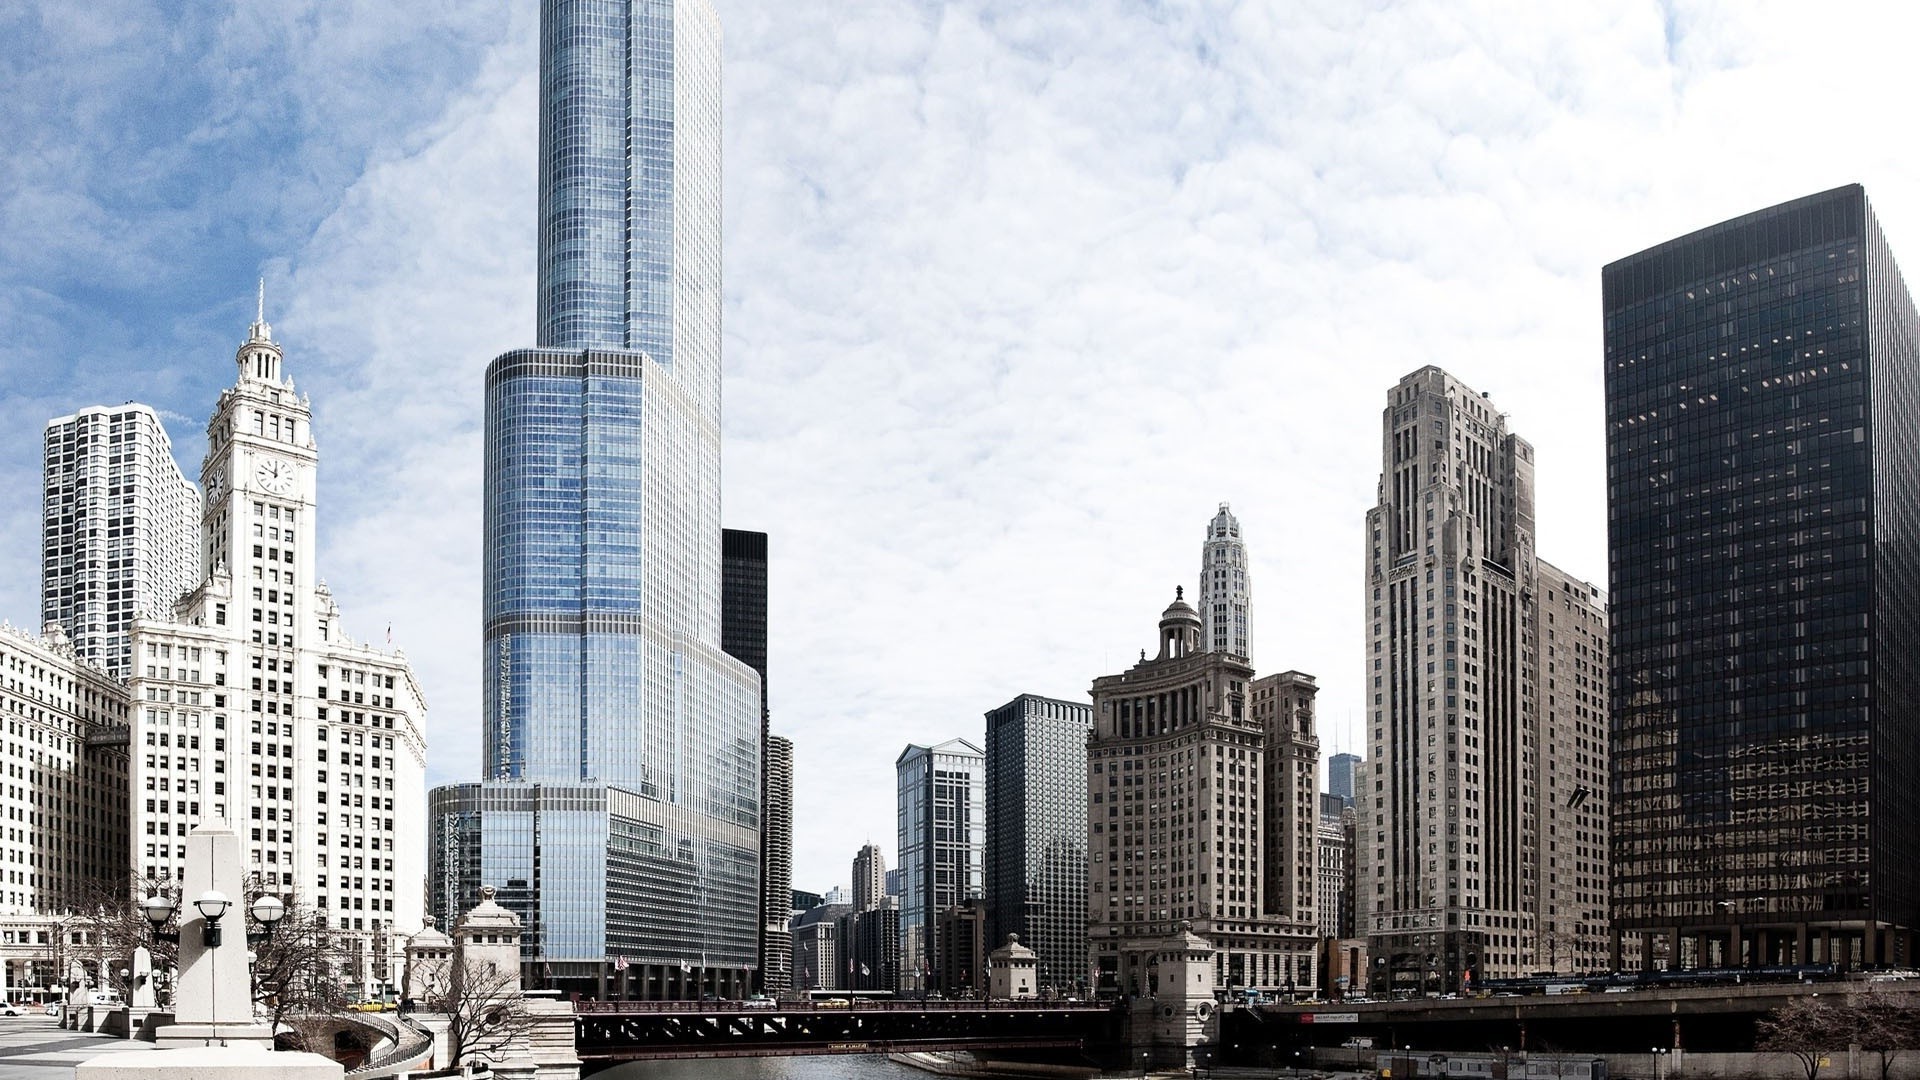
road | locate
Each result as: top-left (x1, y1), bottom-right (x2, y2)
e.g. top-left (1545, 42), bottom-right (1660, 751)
top-left (0, 1013), bottom-right (148, 1079)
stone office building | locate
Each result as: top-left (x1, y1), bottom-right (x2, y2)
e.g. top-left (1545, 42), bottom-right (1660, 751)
top-left (1088, 590), bottom-right (1319, 998)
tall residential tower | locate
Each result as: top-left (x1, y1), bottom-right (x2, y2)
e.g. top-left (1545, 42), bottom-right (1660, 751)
top-left (1605, 186), bottom-right (1920, 969)
top-left (42, 404), bottom-right (201, 677)
top-left (852, 843), bottom-right (887, 913)
top-left (432, 0), bottom-right (762, 999)
top-left (1361, 368), bottom-right (1608, 992)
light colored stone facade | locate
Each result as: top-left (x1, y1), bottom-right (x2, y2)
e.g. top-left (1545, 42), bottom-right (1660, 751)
top-left (1360, 366), bottom-right (1607, 989)
top-left (1088, 592), bottom-right (1317, 999)
top-left (1199, 504), bottom-right (1251, 660)
top-left (127, 315), bottom-right (426, 994)
top-left (0, 621), bottom-right (129, 998)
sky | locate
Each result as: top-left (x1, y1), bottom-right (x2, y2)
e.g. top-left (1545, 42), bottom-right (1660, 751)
top-left (5, 0), bottom-right (1920, 897)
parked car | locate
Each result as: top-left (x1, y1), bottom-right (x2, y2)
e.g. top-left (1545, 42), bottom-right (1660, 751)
top-left (0, 1003), bottom-right (25, 1017)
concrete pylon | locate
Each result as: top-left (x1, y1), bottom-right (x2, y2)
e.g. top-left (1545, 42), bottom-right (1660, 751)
top-left (79, 821), bottom-right (344, 1079)
top-left (155, 821), bottom-right (274, 1048)
top-left (130, 947), bottom-right (157, 1009)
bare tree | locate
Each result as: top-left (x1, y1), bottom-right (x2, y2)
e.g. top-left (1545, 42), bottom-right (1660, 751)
top-left (45, 876), bottom-right (180, 997)
top-left (1846, 989), bottom-right (1920, 1080)
top-left (248, 891), bottom-right (354, 1032)
top-left (1534, 925), bottom-right (1585, 975)
top-left (1758, 996), bottom-right (1849, 1080)
top-left (426, 961), bottom-right (530, 1068)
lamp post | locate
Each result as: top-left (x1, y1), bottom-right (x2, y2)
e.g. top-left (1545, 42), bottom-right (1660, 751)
top-left (247, 895), bottom-right (286, 945)
top-left (144, 895), bottom-right (179, 944)
top-left (1652, 1046), bottom-right (1669, 1080)
top-left (194, 893), bottom-right (232, 949)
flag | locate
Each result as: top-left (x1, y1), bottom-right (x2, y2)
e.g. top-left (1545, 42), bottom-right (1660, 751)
top-left (847, 958), bottom-right (854, 974)
top-left (542, 962), bottom-right (553, 981)
top-left (681, 959), bottom-right (692, 974)
top-left (861, 963), bottom-right (870, 977)
top-left (613, 956), bottom-right (628, 972)
top-left (386, 623), bottom-right (392, 647)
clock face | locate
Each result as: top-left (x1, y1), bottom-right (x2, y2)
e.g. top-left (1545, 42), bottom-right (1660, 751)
top-left (255, 457), bottom-right (297, 495)
top-left (206, 466), bottom-right (225, 499)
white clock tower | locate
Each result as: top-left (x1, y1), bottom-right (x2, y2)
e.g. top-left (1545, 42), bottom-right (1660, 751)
top-left (201, 300), bottom-right (318, 596)
top-left (128, 301), bottom-right (427, 998)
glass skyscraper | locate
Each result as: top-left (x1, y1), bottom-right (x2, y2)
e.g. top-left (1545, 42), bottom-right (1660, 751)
top-left (433, 0), bottom-right (762, 999)
top-left (1327, 751), bottom-right (1361, 808)
top-left (983, 694), bottom-right (1091, 996)
top-left (896, 739), bottom-right (984, 993)
top-left (1605, 185), bottom-right (1920, 970)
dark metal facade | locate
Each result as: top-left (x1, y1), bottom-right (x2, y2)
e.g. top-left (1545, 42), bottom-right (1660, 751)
top-left (1604, 184), bottom-right (1920, 967)
top-left (984, 693), bottom-right (1092, 996)
top-left (722, 528), bottom-right (788, 994)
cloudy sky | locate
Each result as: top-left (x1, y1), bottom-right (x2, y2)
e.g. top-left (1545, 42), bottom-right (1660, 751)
top-left (5, 0), bottom-right (1919, 894)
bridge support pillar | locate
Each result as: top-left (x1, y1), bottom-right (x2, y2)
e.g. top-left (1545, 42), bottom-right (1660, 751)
top-left (1131, 924), bottom-right (1218, 1071)
top-left (520, 991), bottom-right (581, 1080)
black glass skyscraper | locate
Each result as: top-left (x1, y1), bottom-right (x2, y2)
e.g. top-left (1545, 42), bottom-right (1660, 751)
top-left (1605, 185), bottom-right (1920, 969)
top-left (983, 694), bottom-right (1091, 996)
top-left (721, 528), bottom-right (789, 994)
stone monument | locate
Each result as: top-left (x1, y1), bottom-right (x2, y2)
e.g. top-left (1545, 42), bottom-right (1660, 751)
top-left (76, 821), bottom-right (344, 1079)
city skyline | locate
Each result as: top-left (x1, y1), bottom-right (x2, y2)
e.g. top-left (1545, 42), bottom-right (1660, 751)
top-left (6, 1), bottom-right (1920, 891)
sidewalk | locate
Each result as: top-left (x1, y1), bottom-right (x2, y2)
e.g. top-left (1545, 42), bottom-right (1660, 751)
top-left (0, 1014), bottom-right (149, 1080)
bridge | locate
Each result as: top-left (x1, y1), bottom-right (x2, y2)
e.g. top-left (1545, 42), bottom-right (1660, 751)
top-left (1229, 979), bottom-right (1852, 1061)
top-left (574, 999), bottom-right (1123, 1067)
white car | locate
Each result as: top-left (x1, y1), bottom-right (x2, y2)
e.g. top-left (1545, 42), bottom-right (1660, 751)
top-left (0, 1003), bottom-right (24, 1017)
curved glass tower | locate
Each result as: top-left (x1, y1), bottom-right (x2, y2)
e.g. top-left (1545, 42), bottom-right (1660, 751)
top-left (456, 0), bottom-right (761, 999)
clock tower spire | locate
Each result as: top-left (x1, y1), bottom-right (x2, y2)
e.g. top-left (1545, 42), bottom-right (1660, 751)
top-left (238, 278), bottom-right (283, 384)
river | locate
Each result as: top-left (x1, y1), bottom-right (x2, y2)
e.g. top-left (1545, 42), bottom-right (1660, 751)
top-left (598, 1056), bottom-right (927, 1080)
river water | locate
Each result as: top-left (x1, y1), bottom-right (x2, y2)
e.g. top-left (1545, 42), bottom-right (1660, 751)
top-left (598, 1056), bottom-right (928, 1080)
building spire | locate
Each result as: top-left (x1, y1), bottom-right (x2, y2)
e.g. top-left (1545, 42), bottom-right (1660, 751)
top-left (237, 277), bottom-right (283, 383)
top-left (248, 278), bottom-right (273, 344)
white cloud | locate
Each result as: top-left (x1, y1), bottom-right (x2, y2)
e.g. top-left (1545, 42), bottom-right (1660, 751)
top-left (8, 0), bottom-right (1920, 898)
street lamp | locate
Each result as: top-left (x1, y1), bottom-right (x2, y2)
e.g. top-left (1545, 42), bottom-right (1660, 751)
top-left (194, 891), bottom-right (232, 948)
top-left (142, 894), bottom-right (179, 945)
top-left (248, 894), bottom-right (286, 946)
top-left (1652, 1046), bottom-right (1669, 1080)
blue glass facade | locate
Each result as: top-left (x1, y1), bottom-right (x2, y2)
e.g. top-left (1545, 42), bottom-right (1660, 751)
top-left (536, 0), bottom-right (726, 416)
top-left (897, 739), bottom-right (984, 993)
top-left (435, 0), bottom-right (759, 998)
